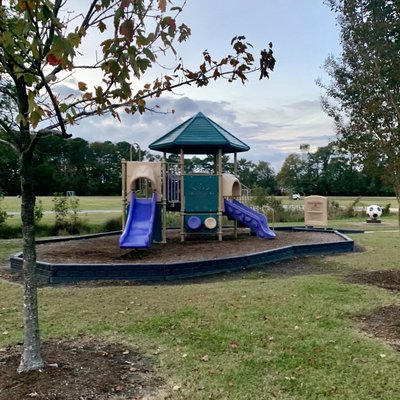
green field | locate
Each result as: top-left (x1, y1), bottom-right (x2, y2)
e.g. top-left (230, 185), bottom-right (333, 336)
top-left (281, 195), bottom-right (398, 208)
top-left (1, 230), bottom-right (400, 399)
top-left (1, 195), bottom-right (399, 236)
top-left (1, 196), bottom-right (122, 233)
top-left (2, 195), bottom-right (398, 213)
top-left (1, 196), bottom-right (122, 213)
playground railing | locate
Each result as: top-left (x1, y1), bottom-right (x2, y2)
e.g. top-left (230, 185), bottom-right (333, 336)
top-left (239, 183), bottom-right (252, 204)
top-left (165, 162), bottom-right (181, 204)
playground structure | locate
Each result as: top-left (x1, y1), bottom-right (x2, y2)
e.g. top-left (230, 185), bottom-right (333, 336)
top-left (119, 112), bottom-right (276, 248)
top-left (9, 115), bottom-right (356, 283)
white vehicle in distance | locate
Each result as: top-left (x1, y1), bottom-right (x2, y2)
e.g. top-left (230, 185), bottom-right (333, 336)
top-left (292, 193), bottom-right (301, 200)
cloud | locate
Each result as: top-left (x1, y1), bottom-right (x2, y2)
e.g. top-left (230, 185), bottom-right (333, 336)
top-left (66, 95), bottom-right (335, 171)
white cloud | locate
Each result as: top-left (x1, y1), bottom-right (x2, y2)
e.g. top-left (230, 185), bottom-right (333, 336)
top-left (50, 0), bottom-right (341, 172)
top-left (66, 95), bottom-right (335, 171)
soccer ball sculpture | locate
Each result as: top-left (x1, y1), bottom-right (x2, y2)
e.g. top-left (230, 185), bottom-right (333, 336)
top-left (366, 205), bottom-right (382, 220)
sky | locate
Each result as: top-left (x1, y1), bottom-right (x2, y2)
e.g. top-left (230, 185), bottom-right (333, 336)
top-left (64, 0), bottom-right (342, 172)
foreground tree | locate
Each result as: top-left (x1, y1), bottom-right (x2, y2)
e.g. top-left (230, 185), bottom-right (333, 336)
top-left (320, 0), bottom-right (400, 221)
top-left (0, 0), bottom-right (275, 372)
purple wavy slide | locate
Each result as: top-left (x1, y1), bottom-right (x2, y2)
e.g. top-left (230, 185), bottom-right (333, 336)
top-left (223, 198), bottom-right (276, 240)
top-left (119, 192), bottom-right (157, 249)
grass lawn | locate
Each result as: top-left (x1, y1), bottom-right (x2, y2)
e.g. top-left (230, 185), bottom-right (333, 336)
top-left (4, 211), bottom-right (121, 229)
top-left (280, 195), bottom-right (398, 208)
top-left (2, 195), bottom-right (398, 213)
top-left (1, 230), bottom-right (400, 399)
top-left (2, 195), bottom-right (398, 237)
top-left (1, 196), bottom-right (122, 213)
top-left (2, 196), bottom-right (122, 235)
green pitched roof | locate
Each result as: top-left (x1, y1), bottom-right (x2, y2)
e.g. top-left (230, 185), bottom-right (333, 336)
top-left (149, 112), bottom-right (250, 154)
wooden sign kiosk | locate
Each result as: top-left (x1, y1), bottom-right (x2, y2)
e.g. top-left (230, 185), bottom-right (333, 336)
top-left (304, 195), bottom-right (328, 227)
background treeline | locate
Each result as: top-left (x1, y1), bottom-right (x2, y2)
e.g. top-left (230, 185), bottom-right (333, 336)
top-left (0, 136), bottom-right (394, 196)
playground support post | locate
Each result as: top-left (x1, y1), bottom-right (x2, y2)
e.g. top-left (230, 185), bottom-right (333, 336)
top-left (233, 152), bottom-right (238, 238)
top-left (180, 148), bottom-right (185, 242)
top-left (218, 148), bottom-right (223, 241)
top-left (121, 160), bottom-right (127, 229)
top-left (162, 152), bottom-right (167, 243)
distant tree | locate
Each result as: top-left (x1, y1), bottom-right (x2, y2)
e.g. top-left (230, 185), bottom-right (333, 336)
top-left (185, 154), bottom-right (232, 174)
top-left (277, 143), bottom-right (380, 196)
top-left (0, 0), bottom-right (275, 372)
top-left (277, 153), bottom-right (305, 194)
top-left (90, 141), bottom-right (121, 194)
top-left (115, 141), bottom-right (132, 161)
top-left (320, 0), bottom-right (400, 223)
top-left (253, 161), bottom-right (277, 194)
top-left (236, 158), bottom-right (257, 188)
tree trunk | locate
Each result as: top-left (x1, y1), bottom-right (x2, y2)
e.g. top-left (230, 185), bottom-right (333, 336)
top-left (18, 152), bottom-right (44, 373)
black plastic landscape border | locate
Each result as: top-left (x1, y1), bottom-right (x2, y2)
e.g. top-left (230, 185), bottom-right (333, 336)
top-left (9, 228), bottom-right (354, 284)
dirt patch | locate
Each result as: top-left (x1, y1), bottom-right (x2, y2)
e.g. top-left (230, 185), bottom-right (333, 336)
top-left (349, 270), bottom-right (400, 351)
top-left (347, 270), bottom-right (400, 292)
top-left (34, 230), bottom-right (344, 265)
top-left (359, 305), bottom-right (400, 351)
top-left (0, 339), bottom-right (164, 400)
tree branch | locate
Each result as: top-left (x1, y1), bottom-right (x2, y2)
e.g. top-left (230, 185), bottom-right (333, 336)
top-left (0, 137), bottom-right (19, 155)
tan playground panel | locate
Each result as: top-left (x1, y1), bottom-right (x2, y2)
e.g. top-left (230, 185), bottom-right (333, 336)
top-left (122, 161), bottom-right (162, 201)
top-left (304, 195), bottom-right (328, 227)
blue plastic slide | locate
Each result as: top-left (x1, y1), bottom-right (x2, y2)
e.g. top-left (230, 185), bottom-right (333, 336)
top-left (223, 198), bottom-right (276, 240)
top-left (119, 192), bottom-right (157, 249)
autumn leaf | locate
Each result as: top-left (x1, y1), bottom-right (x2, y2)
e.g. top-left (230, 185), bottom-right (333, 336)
top-left (213, 68), bottom-right (221, 80)
top-left (83, 92), bottom-right (93, 100)
top-left (158, 0), bottom-right (167, 12)
top-left (17, 0), bottom-right (34, 12)
top-left (120, 20), bottom-right (134, 42)
top-left (98, 21), bottom-right (106, 33)
top-left (47, 53), bottom-right (62, 66)
top-left (30, 111), bottom-right (42, 129)
top-left (78, 82), bottom-right (87, 91)
top-left (162, 17), bottom-right (176, 31)
top-left (17, 0), bottom-right (27, 11)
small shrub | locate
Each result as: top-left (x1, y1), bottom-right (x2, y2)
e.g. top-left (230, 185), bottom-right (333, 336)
top-left (68, 196), bottom-right (82, 233)
top-left (328, 198), bottom-right (365, 220)
top-left (264, 196), bottom-right (285, 214)
top-left (166, 212), bottom-right (180, 227)
top-left (382, 203), bottom-right (391, 217)
top-left (34, 223), bottom-right (55, 238)
top-left (0, 224), bottom-right (20, 239)
top-left (342, 197), bottom-right (364, 218)
top-left (52, 192), bottom-right (69, 229)
top-left (0, 192), bottom-right (8, 226)
top-left (34, 199), bottom-right (44, 223)
top-left (252, 196), bottom-right (303, 223)
top-left (328, 200), bottom-right (341, 219)
top-left (102, 217), bottom-right (122, 232)
top-left (251, 186), bottom-right (269, 208)
top-left (52, 193), bottom-right (83, 234)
